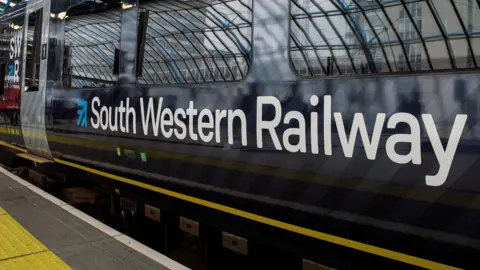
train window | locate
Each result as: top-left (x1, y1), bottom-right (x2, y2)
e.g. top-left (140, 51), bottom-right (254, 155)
top-left (61, 1), bottom-right (121, 89)
top-left (0, 14), bottom-right (24, 94)
top-left (136, 0), bottom-right (252, 85)
top-left (290, 0), bottom-right (480, 76)
top-left (0, 25), bottom-right (10, 96)
top-left (25, 8), bottom-right (43, 92)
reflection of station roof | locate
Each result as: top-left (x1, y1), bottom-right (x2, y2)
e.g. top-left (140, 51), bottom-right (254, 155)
top-left (138, 0), bottom-right (252, 84)
top-left (291, 0), bottom-right (480, 75)
top-left (64, 6), bottom-right (121, 85)
top-left (8, 0), bottom-right (474, 81)
top-left (61, 0), bottom-right (252, 86)
top-left (0, 0), bottom-right (24, 13)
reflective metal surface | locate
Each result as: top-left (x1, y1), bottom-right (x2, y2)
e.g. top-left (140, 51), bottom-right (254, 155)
top-left (0, 0), bottom-right (479, 268)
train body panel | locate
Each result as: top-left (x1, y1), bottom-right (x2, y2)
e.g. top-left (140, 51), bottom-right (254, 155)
top-left (0, 0), bottom-right (479, 268)
top-left (44, 72), bottom-right (480, 265)
top-left (20, 0), bottom-right (53, 159)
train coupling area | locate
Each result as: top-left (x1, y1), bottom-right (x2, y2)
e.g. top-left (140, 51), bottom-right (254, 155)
top-left (0, 165), bottom-right (189, 270)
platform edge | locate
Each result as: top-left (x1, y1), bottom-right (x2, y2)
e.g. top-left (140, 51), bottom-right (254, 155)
top-left (0, 166), bottom-right (191, 270)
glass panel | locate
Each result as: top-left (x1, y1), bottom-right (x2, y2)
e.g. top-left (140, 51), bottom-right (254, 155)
top-left (0, 14), bottom-right (24, 93)
top-left (426, 40), bottom-right (451, 69)
top-left (138, 0), bottom-right (252, 85)
top-left (451, 39), bottom-right (470, 67)
top-left (290, 0), bottom-right (480, 75)
top-left (25, 8), bottom-right (43, 91)
top-left (63, 3), bottom-right (121, 89)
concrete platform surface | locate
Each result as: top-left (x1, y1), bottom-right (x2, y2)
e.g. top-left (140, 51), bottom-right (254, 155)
top-left (0, 166), bottom-right (189, 270)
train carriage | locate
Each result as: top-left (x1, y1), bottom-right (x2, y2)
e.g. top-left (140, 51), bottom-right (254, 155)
top-left (0, 0), bottom-right (479, 269)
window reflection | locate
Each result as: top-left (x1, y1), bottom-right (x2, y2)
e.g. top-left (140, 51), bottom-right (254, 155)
top-left (290, 0), bottom-right (480, 76)
top-left (62, 2), bottom-right (121, 88)
top-left (137, 0), bottom-right (252, 85)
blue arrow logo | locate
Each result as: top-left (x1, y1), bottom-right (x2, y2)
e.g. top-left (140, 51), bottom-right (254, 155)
top-left (77, 100), bottom-right (88, 127)
top-left (7, 64), bottom-right (13, 76)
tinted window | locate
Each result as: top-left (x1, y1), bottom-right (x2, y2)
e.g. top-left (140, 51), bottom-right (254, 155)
top-left (137, 0), bottom-right (252, 85)
top-left (62, 2), bottom-right (121, 88)
top-left (290, 0), bottom-right (480, 76)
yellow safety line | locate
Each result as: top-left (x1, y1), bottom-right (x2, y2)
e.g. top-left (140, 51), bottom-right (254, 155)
top-left (0, 141), bottom-right (27, 153)
top-left (16, 153), bottom-right (52, 164)
top-left (0, 251), bottom-right (70, 270)
top-left (53, 157), bottom-right (460, 270)
top-left (0, 207), bottom-right (70, 269)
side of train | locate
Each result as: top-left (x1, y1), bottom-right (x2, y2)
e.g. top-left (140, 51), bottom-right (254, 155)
top-left (0, 0), bottom-right (479, 268)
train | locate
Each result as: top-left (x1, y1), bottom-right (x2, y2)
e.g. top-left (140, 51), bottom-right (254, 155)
top-left (0, 0), bottom-right (479, 269)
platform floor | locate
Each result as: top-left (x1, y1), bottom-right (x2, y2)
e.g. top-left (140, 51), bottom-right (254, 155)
top-left (0, 207), bottom-right (69, 269)
top-left (0, 166), bottom-right (188, 270)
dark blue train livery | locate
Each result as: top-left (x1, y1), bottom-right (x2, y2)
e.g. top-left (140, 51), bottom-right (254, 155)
top-left (0, 0), bottom-right (479, 269)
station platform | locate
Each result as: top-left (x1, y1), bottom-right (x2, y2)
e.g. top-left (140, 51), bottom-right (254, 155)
top-left (0, 166), bottom-right (189, 270)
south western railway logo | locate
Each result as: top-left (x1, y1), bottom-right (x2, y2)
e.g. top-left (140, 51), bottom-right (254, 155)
top-left (77, 100), bottom-right (88, 127)
top-left (7, 30), bottom-right (21, 84)
top-left (78, 95), bottom-right (468, 187)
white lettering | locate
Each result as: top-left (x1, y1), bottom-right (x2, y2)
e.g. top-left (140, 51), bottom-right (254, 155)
top-left (334, 113), bottom-right (385, 160)
top-left (423, 114), bottom-right (467, 186)
top-left (9, 38), bottom-right (14, 59)
top-left (108, 107), bottom-right (118, 131)
top-left (215, 110), bottom-right (227, 143)
top-left (186, 101), bottom-right (198, 141)
top-left (83, 95), bottom-right (467, 187)
top-left (14, 60), bottom-right (19, 83)
top-left (161, 108), bottom-right (173, 138)
top-left (174, 108), bottom-right (187, 140)
top-left (310, 95), bottom-right (319, 154)
top-left (283, 111), bottom-right (306, 153)
top-left (91, 97), bottom-right (100, 129)
top-left (257, 96), bottom-right (282, 150)
top-left (125, 98), bottom-right (136, 134)
top-left (385, 113), bottom-right (421, 165)
top-left (14, 34), bottom-right (21, 58)
top-left (228, 109), bottom-right (247, 146)
top-left (119, 101), bottom-right (126, 133)
top-left (140, 97), bottom-right (161, 136)
top-left (324, 95), bottom-right (332, 156)
top-left (100, 106), bottom-right (108, 130)
top-left (198, 109), bottom-right (214, 142)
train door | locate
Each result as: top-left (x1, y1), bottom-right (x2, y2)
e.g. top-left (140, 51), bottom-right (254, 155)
top-left (20, 0), bottom-right (52, 159)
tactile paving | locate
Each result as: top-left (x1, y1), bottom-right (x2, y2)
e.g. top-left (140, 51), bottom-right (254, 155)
top-left (0, 251), bottom-right (70, 270)
top-left (0, 207), bottom-right (70, 269)
top-left (0, 214), bottom-right (47, 260)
